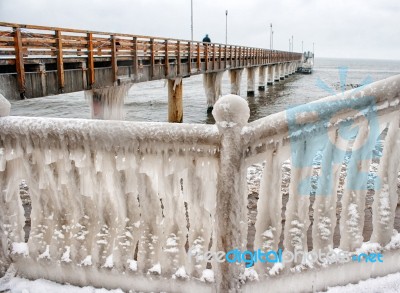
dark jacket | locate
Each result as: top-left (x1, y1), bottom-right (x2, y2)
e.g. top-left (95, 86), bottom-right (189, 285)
top-left (202, 35), bottom-right (211, 43)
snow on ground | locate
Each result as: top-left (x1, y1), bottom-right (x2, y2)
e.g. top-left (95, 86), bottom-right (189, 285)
top-left (0, 276), bottom-right (125, 293)
top-left (321, 271), bottom-right (400, 293)
top-left (2, 272), bottom-right (400, 293)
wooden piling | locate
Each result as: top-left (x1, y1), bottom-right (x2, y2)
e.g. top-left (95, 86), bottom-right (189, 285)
top-left (150, 38), bottom-right (155, 79)
top-left (168, 78), bottom-right (183, 123)
top-left (177, 41), bottom-right (181, 76)
top-left (164, 40), bottom-right (170, 77)
top-left (55, 30), bottom-right (64, 93)
top-left (196, 42), bottom-right (201, 72)
top-left (132, 37), bottom-right (138, 79)
top-left (187, 42), bottom-right (192, 74)
top-left (13, 27), bottom-right (26, 97)
top-left (87, 33), bottom-right (95, 87)
top-left (111, 36), bottom-right (118, 83)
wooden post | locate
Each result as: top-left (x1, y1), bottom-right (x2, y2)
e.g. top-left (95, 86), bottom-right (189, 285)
top-left (177, 41), bottom-right (181, 76)
top-left (38, 64), bottom-right (47, 97)
top-left (236, 47), bottom-right (239, 68)
top-left (55, 30), bottom-right (64, 93)
top-left (238, 47), bottom-right (242, 67)
top-left (150, 38), bottom-right (155, 79)
top-left (261, 49), bottom-right (264, 64)
top-left (111, 36), bottom-right (118, 84)
top-left (197, 42), bottom-right (201, 72)
top-left (164, 40), bottom-right (170, 77)
top-left (224, 45), bottom-right (228, 69)
top-left (87, 33), bottom-right (95, 87)
top-left (212, 44), bottom-right (216, 70)
top-left (80, 61), bottom-right (88, 89)
top-left (132, 37), bottom-right (138, 80)
top-left (13, 27), bottom-right (26, 98)
top-left (218, 44), bottom-right (222, 70)
top-left (168, 78), bottom-right (183, 123)
top-left (229, 45), bottom-right (233, 68)
top-left (187, 42), bottom-right (192, 75)
top-left (204, 42), bottom-right (209, 72)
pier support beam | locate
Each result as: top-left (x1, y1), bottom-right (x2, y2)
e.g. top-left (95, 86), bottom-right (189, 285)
top-left (247, 67), bottom-right (256, 96)
top-left (230, 69), bottom-right (243, 95)
top-left (86, 84), bottom-right (131, 120)
top-left (258, 66), bottom-right (266, 91)
top-left (290, 62), bottom-right (295, 74)
top-left (284, 63), bottom-right (289, 77)
top-left (168, 78), bottom-right (183, 123)
top-left (79, 61), bottom-right (88, 89)
top-left (274, 64), bottom-right (280, 82)
top-left (279, 63), bottom-right (285, 80)
top-left (37, 64), bottom-right (47, 97)
top-left (267, 65), bottom-right (274, 85)
top-left (203, 72), bottom-right (223, 113)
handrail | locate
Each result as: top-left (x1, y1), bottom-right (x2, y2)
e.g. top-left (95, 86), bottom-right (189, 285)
top-left (0, 116), bottom-right (220, 151)
top-left (0, 21), bottom-right (302, 63)
top-left (242, 74), bottom-right (400, 157)
top-left (0, 21), bottom-right (299, 51)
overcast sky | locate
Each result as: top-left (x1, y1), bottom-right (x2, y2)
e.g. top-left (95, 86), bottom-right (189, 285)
top-left (0, 0), bottom-right (399, 60)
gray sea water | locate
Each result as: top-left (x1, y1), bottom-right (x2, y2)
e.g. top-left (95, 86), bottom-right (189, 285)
top-left (9, 58), bottom-right (400, 123)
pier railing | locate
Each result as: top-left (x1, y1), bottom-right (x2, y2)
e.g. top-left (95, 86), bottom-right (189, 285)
top-left (0, 22), bottom-right (302, 98)
top-left (1, 75), bottom-right (400, 292)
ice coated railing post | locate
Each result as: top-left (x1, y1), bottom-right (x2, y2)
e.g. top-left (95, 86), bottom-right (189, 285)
top-left (212, 95), bottom-right (250, 292)
top-left (0, 94), bottom-right (10, 117)
top-left (0, 93), bottom-right (11, 276)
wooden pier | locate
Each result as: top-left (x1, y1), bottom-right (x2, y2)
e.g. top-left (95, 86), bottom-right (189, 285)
top-left (0, 22), bottom-right (302, 121)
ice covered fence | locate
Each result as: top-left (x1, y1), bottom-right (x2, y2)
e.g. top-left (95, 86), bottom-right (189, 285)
top-left (0, 116), bottom-right (221, 292)
top-left (1, 75), bottom-right (400, 292)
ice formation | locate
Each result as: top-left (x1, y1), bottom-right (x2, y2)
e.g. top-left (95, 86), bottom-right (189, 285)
top-left (202, 72), bottom-right (224, 110)
top-left (0, 113), bottom-right (220, 291)
top-left (0, 94), bottom-right (10, 117)
top-left (85, 84), bottom-right (132, 120)
top-left (230, 69), bottom-right (243, 95)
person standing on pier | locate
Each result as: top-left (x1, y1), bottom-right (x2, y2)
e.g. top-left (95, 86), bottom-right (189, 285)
top-left (202, 34), bottom-right (211, 43)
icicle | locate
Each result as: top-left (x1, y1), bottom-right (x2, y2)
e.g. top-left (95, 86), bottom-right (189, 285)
top-left (85, 84), bottom-right (132, 120)
top-left (203, 72), bottom-right (224, 110)
top-left (253, 145), bottom-right (288, 274)
top-left (158, 153), bottom-right (188, 277)
top-left (371, 114), bottom-right (400, 245)
top-left (339, 119), bottom-right (380, 251)
top-left (283, 133), bottom-right (323, 265)
top-left (311, 128), bottom-right (346, 252)
top-left (136, 161), bottom-right (164, 273)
